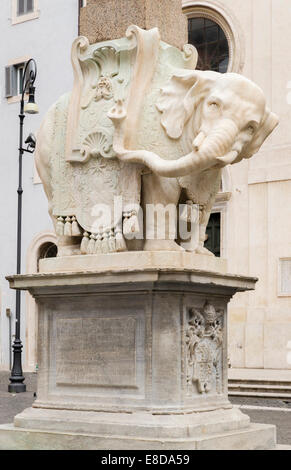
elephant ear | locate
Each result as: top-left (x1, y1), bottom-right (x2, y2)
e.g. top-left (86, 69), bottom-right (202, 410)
top-left (156, 70), bottom-right (217, 139)
top-left (242, 108), bottom-right (279, 159)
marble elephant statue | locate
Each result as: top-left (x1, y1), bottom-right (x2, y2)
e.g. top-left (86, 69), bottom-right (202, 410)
top-left (110, 69), bottom-right (279, 253)
top-left (35, 26), bottom-right (278, 256)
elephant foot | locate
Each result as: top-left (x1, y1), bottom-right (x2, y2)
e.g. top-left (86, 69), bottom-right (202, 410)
top-left (195, 246), bottom-right (215, 257)
top-left (57, 244), bottom-right (81, 257)
top-left (143, 240), bottom-right (185, 252)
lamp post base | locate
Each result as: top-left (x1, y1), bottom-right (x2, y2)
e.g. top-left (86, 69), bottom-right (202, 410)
top-left (8, 383), bottom-right (26, 394)
top-left (8, 339), bottom-right (26, 393)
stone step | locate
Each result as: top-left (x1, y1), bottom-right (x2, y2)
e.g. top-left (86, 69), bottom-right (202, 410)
top-left (229, 391), bottom-right (291, 398)
top-left (228, 379), bottom-right (291, 397)
top-left (0, 422), bottom-right (276, 450)
top-left (229, 378), bottom-right (291, 387)
top-left (229, 382), bottom-right (291, 390)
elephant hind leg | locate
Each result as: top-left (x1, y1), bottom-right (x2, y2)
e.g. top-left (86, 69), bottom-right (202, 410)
top-left (57, 235), bottom-right (82, 257)
top-left (195, 208), bottom-right (215, 257)
top-left (143, 239), bottom-right (184, 251)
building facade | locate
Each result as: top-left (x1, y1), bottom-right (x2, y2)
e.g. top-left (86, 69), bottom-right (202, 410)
top-left (183, 0), bottom-right (291, 389)
top-left (0, 0), bottom-right (290, 392)
top-left (0, 0), bottom-right (79, 371)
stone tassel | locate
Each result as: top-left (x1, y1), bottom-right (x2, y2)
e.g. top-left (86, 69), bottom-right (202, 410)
top-left (80, 232), bottom-right (90, 254)
top-left (71, 216), bottom-right (82, 236)
top-left (101, 230), bottom-right (110, 254)
top-left (115, 226), bottom-right (127, 252)
top-left (108, 230), bottom-right (116, 252)
top-left (56, 216), bottom-right (65, 236)
top-left (64, 216), bottom-right (72, 236)
top-left (87, 234), bottom-right (96, 254)
top-left (95, 233), bottom-right (102, 253)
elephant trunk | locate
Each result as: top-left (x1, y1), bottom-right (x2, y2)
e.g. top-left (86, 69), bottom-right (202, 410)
top-left (110, 103), bottom-right (239, 177)
top-left (197, 119), bottom-right (239, 161)
top-left (114, 146), bottom-right (238, 178)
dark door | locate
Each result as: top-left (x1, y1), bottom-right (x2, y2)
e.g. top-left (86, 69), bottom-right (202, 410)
top-left (205, 212), bottom-right (221, 257)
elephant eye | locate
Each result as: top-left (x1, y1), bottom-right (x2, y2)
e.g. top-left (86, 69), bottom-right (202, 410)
top-left (246, 124), bottom-right (255, 135)
top-left (208, 101), bottom-right (219, 110)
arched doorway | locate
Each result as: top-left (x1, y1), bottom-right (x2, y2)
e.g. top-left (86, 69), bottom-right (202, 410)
top-left (25, 232), bottom-right (57, 371)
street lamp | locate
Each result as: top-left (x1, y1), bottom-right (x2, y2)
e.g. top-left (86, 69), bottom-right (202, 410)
top-left (8, 58), bottom-right (39, 393)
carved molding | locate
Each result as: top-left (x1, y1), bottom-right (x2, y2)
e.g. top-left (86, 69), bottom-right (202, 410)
top-left (65, 36), bottom-right (135, 163)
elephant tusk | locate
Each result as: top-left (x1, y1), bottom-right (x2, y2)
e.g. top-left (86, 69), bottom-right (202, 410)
top-left (216, 150), bottom-right (238, 166)
top-left (109, 100), bottom-right (222, 177)
top-left (192, 131), bottom-right (206, 151)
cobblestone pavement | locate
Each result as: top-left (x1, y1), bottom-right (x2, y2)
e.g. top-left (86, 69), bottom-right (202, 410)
top-left (0, 371), bottom-right (36, 427)
top-left (0, 372), bottom-right (290, 446)
top-left (229, 396), bottom-right (291, 446)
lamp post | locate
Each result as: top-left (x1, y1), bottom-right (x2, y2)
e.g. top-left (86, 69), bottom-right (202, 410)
top-left (8, 58), bottom-right (39, 393)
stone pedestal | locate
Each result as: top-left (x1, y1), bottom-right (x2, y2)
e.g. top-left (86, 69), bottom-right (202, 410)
top-left (0, 253), bottom-right (277, 449)
top-left (79, 0), bottom-right (188, 49)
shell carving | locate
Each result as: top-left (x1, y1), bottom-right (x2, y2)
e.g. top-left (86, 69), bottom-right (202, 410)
top-left (80, 130), bottom-right (116, 162)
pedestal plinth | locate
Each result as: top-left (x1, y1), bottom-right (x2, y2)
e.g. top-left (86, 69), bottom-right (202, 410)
top-left (0, 253), bottom-right (276, 449)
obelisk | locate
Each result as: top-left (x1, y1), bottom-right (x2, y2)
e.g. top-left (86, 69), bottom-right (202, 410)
top-left (79, 0), bottom-right (187, 49)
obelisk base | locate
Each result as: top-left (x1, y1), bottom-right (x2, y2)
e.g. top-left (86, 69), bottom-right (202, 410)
top-left (0, 420), bottom-right (275, 450)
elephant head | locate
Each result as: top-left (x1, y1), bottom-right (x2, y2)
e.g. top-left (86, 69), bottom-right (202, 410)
top-left (110, 70), bottom-right (278, 177)
top-left (155, 70), bottom-right (279, 172)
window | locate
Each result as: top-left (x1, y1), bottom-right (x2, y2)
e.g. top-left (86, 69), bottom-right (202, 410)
top-left (17, 0), bottom-right (34, 16)
top-left (188, 17), bottom-right (229, 72)
top-left (205, 212), bottom-right (221, 257)
top-left (39, 242), bottom-right (58, 260)
top-left (15, 63), bottom-right (25, 94)
top-left (37, 242), bottom-right (58, 271)
top-left (12, 0), bottom-right (39, 25)
top-left (5, 59), bottom-right (31, 98)
top-left (278, 259), bottom-right (291, 296)
top-left (184, 3), bottom-right (244, 73)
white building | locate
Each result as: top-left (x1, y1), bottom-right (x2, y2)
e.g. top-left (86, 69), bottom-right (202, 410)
top-left (183, 0), bottom-right (291, 394)
top-left (0, 0), bottom-right (79, 371)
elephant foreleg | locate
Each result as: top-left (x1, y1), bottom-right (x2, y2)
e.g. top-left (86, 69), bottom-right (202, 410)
top-left (57, 235), bottom-right (82, 257)
top-left (142, 173), bottom-right (183, 251)
top-left (196, 207), bottom-right (214, 257)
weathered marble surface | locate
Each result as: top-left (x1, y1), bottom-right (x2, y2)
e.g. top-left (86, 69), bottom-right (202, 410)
top-left (35, 26), bottom-right (278, 258)
top-left (38, 250), bottom-right (228, 273)
top-left (1, 263), bottom-right (277, 449)
top-left (0, 422), bottom-right (276, 450)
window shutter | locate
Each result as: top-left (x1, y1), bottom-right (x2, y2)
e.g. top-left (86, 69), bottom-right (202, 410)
top-left (17, 0), bottom-right (25, 15)
top-left (5, 66), bottom-right (15, 98)
top-left (27, 0), bottom-right (34, 13)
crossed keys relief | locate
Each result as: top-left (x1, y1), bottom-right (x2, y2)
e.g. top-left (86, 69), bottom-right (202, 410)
top-left (186, 301), bottom-right (224, 394)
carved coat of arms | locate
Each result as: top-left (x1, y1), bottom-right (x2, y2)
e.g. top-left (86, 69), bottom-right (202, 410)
top-left (186, 301), bottom-right (224, 394)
